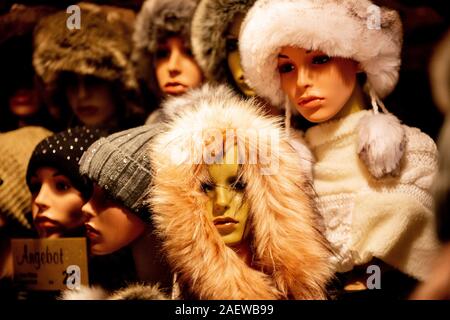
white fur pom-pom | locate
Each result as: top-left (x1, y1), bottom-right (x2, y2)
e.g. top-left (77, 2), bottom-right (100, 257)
top-left (357, 112), bottom-right (406, 178)
top-left (59, 286), bottom-right (109, 300)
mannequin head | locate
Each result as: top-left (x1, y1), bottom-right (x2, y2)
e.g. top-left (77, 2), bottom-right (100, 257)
top-left (276, 46), bottom-right (359, 123)
top-left (64, 73), bottom-right (118, 128)
top-left (203, 145), bottom-right (250, 246)
top-left (154, 36), bottom-right (203, 96)
top-left (226, 13), bottom-right (255, 97)
top-left (81, 184), bottom-right (146, 256)
top-left (30, 167), bottom-right (86, 238)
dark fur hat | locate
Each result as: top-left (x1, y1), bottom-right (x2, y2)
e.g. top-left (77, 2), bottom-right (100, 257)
top-left (132, 0), bottom-right (199, 88)
top-left (33, 9), bottom-right (138, 93)
top-left (191, 0), bottom-right (256, 83)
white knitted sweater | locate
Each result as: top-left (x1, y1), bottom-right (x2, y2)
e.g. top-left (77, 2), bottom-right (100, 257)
top-left (304, 110), bottom-right (440, 281)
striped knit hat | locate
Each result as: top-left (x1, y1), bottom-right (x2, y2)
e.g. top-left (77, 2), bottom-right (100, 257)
top-left (0, 126), bottom-right (52, 229)
top-left (79, 125), bottom-right (162, 218)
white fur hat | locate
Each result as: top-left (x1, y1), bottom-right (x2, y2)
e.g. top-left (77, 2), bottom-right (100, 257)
top-left (239, 0), bottom-right (403, 107)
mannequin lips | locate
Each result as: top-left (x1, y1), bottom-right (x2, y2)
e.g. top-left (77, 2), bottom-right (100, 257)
top-left (213, 217), bottom-right (238, 235)
top-left (34, 216), bottom-right (62, 237)
top-left (297, 96), bottom-right (324, 109)
top-left (164, 82), bottom-right (187, 95)
top-left (85, 223), bottom-right (100, 240)
top-left (75, 105), bottom-right (98, 117)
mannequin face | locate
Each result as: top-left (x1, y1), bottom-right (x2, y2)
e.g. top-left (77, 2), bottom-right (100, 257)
top-left (65, 74), bottom-right (117, 128)
top-left (81, 184), bottom-right (146, 256)
top-left (277, 46), bottom-right (358, 123)
top-left (30, 167), bottom-right (86, 238)
top-left (154, 37), bottom-right (203, 96)
top-left (203, 146), bottom-right (250, 246)
top-left (226, 13), bottom-right (255, 97)
top-left (8, 87), bottom-right (40, 118)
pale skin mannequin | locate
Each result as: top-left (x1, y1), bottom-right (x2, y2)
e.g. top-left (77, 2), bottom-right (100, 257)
top-left (154, 36), bottom-right (203, 96)
top-left (81, 184), bottom-right (146, 256)
top-left (203, 145), bottom-right (252, 266)
top-left (65, 74), bottom-right (118, 129)
top-left (30, 167), bottom-right (87, 239)
top-left (277, 46), bottom-right (366, 123)
top-left (277, 46), bottom-right (392, 291)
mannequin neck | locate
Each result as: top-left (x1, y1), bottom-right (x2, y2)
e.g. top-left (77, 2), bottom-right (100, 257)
top-left (333, 84), bottom-right (366, 121)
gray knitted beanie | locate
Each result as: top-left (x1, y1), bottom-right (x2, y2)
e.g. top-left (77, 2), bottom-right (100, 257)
top-left (79, 125), bottom-right (162, 217)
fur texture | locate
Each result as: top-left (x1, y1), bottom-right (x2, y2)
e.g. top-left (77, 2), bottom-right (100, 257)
top-left (357, 112), bottom-right (406, 178)
top-left (33, 9), bottom-right (137, 91)
top-left (191, 0), bottom-right (256, 83)
top-left (240, 0), bottom-right (403, 107)
top-left (60, 284), bottom-right (167, 300)
top-left (132, 0), bottom-right (199, 87)
top-left (149, 84), bottom-right (334, 299)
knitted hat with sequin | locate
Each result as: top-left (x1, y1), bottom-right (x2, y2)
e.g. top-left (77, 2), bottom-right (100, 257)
top-left (26, 127), bottom-right (105, 199)
top-left (79, 125), bottom-right (162, 219)
top-left (0, 126), bottom-right (52, 230)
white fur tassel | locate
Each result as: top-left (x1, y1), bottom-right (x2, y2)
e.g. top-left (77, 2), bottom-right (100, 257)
top-left (357, 108), bottom-right (406, 179)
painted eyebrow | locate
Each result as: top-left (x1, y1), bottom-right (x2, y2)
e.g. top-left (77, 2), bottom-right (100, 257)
top-left (306, 49), bottom-right (312, 54)
top-left (278, 54), bottom-right (289, 58)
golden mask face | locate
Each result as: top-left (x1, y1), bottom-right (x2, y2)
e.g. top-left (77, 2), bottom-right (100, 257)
top-left (203, 145), bottom-right (250, 246)
top-left (226, 13), bottom-right (256, 97)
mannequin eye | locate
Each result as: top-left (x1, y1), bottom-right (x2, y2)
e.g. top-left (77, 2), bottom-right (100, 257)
top-left (156, 48), bottom-right (170, 59)
top-left (201, 182), bottom-right (214, 193)
top-left (232, 180), bottom-right (246, 191)
top-left (278, 63), bottom-right (295, 74)
top-left (29, 181), bottom-right (41, 195)
top-left (226, 38), bottom-right (238, 52)
top-left (55, 181), bottom-right (71, 191)
top-left (312, 55), bottom-right (331, 65)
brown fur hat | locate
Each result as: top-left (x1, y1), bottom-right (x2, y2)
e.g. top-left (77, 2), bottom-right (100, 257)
top-left (33, 9), bottom-right (138, 93)
top-left (149, 84), bottom-right (333, 299)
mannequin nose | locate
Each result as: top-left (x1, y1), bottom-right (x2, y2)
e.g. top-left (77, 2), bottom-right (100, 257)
top-left (213, 187), bottom-right (230, 216)
top-left (81, 199), bottom-right (96, 220)
top-left (34, 184), bottom-right (51, 213)
top-left (296, 67), bottom-right (312, 92)
top-left (78, 79), bottom-right (88, 99)
top-left (168, 51), bottom-right (181, 77)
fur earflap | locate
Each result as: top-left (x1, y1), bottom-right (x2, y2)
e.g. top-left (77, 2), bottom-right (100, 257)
top-left (191, 0), bottom-right (256, 83)
top-left (240, 0), bottom-right (403, 107)
top-left (149, 84), bottom-right (334, 299)
top-left (33, 9), bottom-right (137, 92)
top-left (132, 0), bottom-right (199, 87)
top-left (357, 112), bottom-right (406, 178)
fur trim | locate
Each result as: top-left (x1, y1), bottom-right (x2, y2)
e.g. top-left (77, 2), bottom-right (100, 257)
top-left (109, 283), bottom-right (169, 300)
top-left (191, 0), bottom-right (256, 83)
top-left (60, 286), bottom-right (109, 300)
top-left (240, 0), bottom-right (403, 107)
top-left (430, 30), bottom-right (450, 114)
top-left (132, 0), bottom-right (199, 86)
top-left (33, 9), bottom-right (137, 91)
top-left (149, 84), bottom-right (334, 299)
top-left (357, 112), bottom-right (406, 178)
top-left (60, 284), bottom-right (168, 300)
